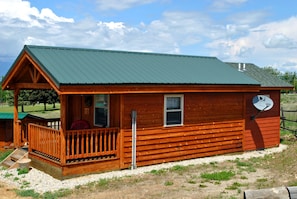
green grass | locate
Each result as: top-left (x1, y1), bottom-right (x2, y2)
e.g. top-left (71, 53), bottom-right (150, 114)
top-left (225, 182), bottom-right (245, 190)
top-left (200, 171), bottom-right (235, 181)
top-left (164, 181), bottom-right (174, 186)
top-left (170, 165), bottom-right (189, 175)
top-left (170, 165), bottom-right (187, 171)
top-left (96, 178), bottom-right (109, 187)
top-left (42, 188), bottom-right (73, 199)
top-left (0, 103), bottom-right (60, 113)
top-left (17, 167), bottom-right (29, 175)
top-left (0, 149), bottom-right (13, 162)
top-left (4, 172), bottom-right (13, 178)
top-left (15, 189), bottom-right (40, 198)
top-left (256, 178), bottom-right (269, 189)
top-left (150, 168), bottom-right (167, 175)
top-left (280, 94), bottom-right (297, 134)
top-left (235, 159), bottom-right (256, 173)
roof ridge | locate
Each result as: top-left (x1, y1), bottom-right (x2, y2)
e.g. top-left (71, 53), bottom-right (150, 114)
top-left (25, 45), bottom-right (217, 60)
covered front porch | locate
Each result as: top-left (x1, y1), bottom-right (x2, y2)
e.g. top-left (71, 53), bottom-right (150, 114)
top-left (0, 50), bottom-right (125, 178)
top-left (27, 122), bottom-right (121, 179)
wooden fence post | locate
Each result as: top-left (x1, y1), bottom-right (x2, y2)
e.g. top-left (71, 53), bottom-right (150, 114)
top-left (280, 107), bottom-right (285, 129)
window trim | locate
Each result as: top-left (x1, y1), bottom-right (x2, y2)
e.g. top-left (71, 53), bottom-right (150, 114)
top-left (164, 94), bottom-right (184, 127)
top-left (94, 94), bottom-right (110, 127)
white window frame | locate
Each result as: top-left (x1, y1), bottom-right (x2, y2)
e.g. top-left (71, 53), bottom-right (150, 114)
top-left (94, 94), bottom-right (110, 127)
top-left (164, 94), bottom-right (184, 127)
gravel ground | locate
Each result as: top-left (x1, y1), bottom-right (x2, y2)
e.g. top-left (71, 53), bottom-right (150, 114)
top-left (0, 144), bottom-right (287, 194)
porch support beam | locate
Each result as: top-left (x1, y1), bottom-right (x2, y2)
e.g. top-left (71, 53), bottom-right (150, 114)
top-left (13, 88), bottom-right (20, 147)
top-left (60, 94), bottom-right (67, 165)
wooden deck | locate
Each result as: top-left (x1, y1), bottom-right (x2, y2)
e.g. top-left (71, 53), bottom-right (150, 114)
top-left (28, 123), bottom-right (120, 163)
top-left (28, 123), bottom-right (120, 178)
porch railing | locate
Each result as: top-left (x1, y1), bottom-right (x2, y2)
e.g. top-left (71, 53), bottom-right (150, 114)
top-left (28, 123), bottom-right (119, 164)
top-left (28, 123), bottom-right (61, 161)
top-left (65, 128), bottom-right (119, 162)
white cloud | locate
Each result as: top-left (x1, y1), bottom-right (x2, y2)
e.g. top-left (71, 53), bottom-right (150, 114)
top-left (0, 0), bottom-right (74, 58)
top-left (207, 16), bottom-right (297, 72)
top-left (0, 0), bottom-right (73, 27)
top-left (39, 8), bottom-right (74, 23)
top-left (147, 11), bottom-right (212, 46)
top-left (95, 0), bottom-right (157, 10)
top-left (211, 0), bottom-right (247, 11)
top-left (264, 34), bottom-right (297, 49)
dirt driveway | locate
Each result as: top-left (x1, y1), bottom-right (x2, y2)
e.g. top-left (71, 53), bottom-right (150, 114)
top-left (1, 182), bottom-right (22, 199)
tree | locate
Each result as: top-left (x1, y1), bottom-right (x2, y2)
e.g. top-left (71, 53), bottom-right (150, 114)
top-left (29, 89), bottom-right (59, 111)
top-left (18, 90), bottom-right (31, 112)
top-left (263, 66), bottom-right (297, 91)
top-left (0, 77), bottom-right (11, 104)
top-left (262, 66), bottom-right (282, 77)
top-left (6, 90), bottom-right (31, 112)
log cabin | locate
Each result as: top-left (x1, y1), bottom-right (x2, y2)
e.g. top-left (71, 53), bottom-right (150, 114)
top-left (226, 63), bottom-right (292, 151)
top-left (1, 45), bottom-right (292, 179)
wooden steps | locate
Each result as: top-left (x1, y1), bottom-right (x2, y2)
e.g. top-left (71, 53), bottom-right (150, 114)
top-left (0, 148), bottom-right (29, 169)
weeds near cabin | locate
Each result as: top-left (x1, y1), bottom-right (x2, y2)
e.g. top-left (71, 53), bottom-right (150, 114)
top-left (200, 171), bottom-right (235, 181)
top-left (235, 159), bottom-right (256, 173)
top-left (225, 182), bottom-right (247, 190)
top-left (15, 189), bottom-right (40, 198)
top-left (255, 178), bottom-right (269, 189)
top-left (96, 178), bottom-right (109, 187)
top-left (20, 180), bottom-right (30, 189)
top-left (0, 149), bottom-right (13, 162)
top-left (17, 167), bottom-right (29, 175)
top-left (4, 172), bottom-right (13, 178)
top-left (170, 165), bottom-right (186, 171)
top-left (150, 168), bottom-right (167, 175)
top-left (43, 188), bottom-right (73, 198)
top-left (164, 180), bottom-right (174, 186)
top-left (13, 177), bottom-right (19, 181)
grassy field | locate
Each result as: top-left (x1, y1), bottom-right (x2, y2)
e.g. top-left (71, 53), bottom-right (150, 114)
top-left (280, 94), bottom-right (297, 133)
top-left (0, 103), bottom-right (60, 118)
top-left (0, 103), bottom-right (60, 113)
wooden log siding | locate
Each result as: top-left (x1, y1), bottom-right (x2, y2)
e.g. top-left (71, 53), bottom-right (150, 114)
top-left (122, 120), bottom-right (244, 168)
top-left (28, 123), bottom-right (61, 161)
top-left (243, 117), bottom-right (280, 151)
top-left (65, 128), bottom-right (119, 162)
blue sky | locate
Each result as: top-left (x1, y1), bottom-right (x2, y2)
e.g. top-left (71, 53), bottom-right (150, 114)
top-left (1, 0), bottom-right (297, 77)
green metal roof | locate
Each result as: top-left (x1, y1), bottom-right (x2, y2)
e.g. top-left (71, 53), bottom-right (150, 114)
top-left (0, 112), bottom-right (45, 120)
top-left (7, 45), bottom-right (260, 87)
top-left (0, 112), bottom-right (29, 120)
top-left (226, 63), bottom-right (293, 88)
top-left (17, 45), bottom-right (259, 87)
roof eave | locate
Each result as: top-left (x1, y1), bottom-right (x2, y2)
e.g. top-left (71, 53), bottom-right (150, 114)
top-left (57, 83), bottom-right (261, 95)
top-left (1, 48), bottom-right (27, 90)
top-left (260, 86), bottom-right (294, 91)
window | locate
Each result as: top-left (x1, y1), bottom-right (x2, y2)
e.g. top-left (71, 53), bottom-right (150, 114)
top-left (94, 94), bottom-right (109, 127)
top-left (164, 94), bottom-right (184, 126)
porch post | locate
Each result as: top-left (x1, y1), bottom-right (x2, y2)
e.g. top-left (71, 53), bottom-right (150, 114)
top-left (13, 88), bottom-right (20, 148)
top-left (60, 94), bottom-right (66, 165)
